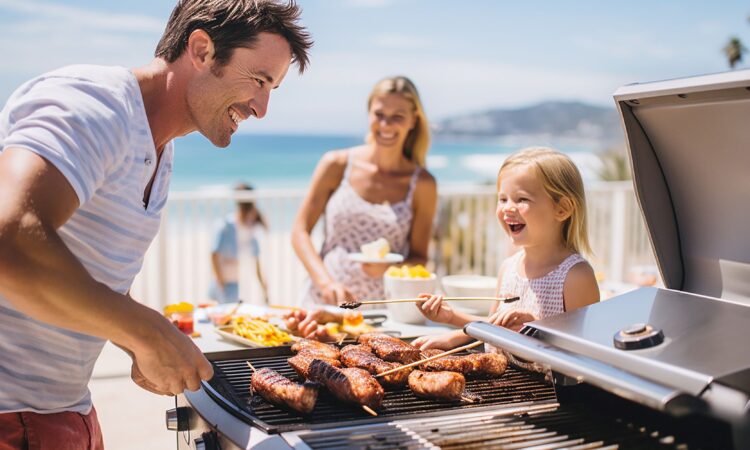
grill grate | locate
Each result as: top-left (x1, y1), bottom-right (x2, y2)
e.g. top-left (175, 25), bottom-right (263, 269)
top-left (202, 346), bottom-right (557, 434)
top-left (297, 404), bottom-right (693, 450)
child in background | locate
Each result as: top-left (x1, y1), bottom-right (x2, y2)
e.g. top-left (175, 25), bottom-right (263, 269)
top-left (412, 147), bottom-right (600, 350)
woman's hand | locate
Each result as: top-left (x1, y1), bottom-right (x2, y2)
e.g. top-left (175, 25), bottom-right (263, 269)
top-left (411, 330), bottom-right (472, 351)
top-left (360, 262), bottom-right (391, 278)
top-left (488, 309), bottom-right (537, 332)
top-left (284, 309), bottom-right (336, 341)
top-left (319, 282), bottom-right (356, 305)
top-left (416, 293), bottom-right (454, 324)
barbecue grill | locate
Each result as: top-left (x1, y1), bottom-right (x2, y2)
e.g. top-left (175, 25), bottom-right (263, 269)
top-left (167, 69), bottom-right (750, 449)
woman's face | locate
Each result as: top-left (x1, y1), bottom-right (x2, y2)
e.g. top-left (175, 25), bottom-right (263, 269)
top-left (368, 93), bottom-right (417, 151)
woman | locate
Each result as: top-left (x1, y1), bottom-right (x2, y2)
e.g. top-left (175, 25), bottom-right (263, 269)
top-left (292, 76), bottom-right (437, 308)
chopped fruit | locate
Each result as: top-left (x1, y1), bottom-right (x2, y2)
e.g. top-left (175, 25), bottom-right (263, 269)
top-left (385, 264), bottom-right (433, 279)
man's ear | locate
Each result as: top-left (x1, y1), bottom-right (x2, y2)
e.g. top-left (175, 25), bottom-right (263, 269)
top-left (555, 197), bottom-right (574, 222)
top-left (186, 29), bottom-right (215, 71)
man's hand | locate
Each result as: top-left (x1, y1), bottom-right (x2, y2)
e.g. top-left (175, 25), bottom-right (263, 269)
top-left (488, 309), bottom-right (537, 332)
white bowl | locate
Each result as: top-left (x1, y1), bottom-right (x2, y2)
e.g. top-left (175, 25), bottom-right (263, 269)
top-left (383, 274), bottom-right (437, 324)
top-left (441, 274), bottom-right (497, 315)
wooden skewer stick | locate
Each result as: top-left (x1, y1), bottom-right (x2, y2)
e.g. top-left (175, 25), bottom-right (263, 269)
top-left (340, 296), bottom-right (519, 309)
top-left (461, 396), bottom-right (474, 403)
top-left (362, 405), bottom-right (378, 416)
top-left (337, 332), bottom-right (348, 346)
top-left (375, 340), bottom-right (484, 378)
top-left (246, 361), bottom-right (256, 372)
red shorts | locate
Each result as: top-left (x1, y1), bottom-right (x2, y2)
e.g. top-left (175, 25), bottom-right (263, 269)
top-left (0, 406), bottom-right (104, 450)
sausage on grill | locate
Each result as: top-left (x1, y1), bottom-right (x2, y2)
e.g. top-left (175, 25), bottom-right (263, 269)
top-left (307, 359), bottom-right (384, 409)
top-left (288, 353), bottom-right (341, 380)
top-left (251, 367), bottom-right (319, 414)
top-left (408, 370), bottom-right (466, 401)
top-left (420, 349), bottom-right (508, 378)
top-left (291, 339), bottom-right (340, 360)
top-left (358, 333), bottom-right (421, 364)
top-left (340, 344), bottom-right (411, 387)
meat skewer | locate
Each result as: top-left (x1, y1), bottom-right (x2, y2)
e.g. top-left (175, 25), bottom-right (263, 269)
top-left (358, 333), bottom-right (421, 364)
top-left (288, 353), bottom-right (341, 380)
top-left (420, 349), bottom-right (508, 378)
top-left (340, 344), bottom-right (411, 387)
top-left (408, 370), bottom-right (466, 401)
top-left (250, 366), bottom-right (319, 414)
top-left (307, 358), bottom-right (384, 412)
top-left (291, 338), bottom-right (341, 360)
top-left (375, 340), bottom-right (484, 378)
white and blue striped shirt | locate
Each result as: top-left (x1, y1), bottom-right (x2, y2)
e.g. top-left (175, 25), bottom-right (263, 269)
top-left (0, 65), bottom-right (173, 414)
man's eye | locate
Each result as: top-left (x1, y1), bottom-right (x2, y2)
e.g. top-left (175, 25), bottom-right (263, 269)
top-left (256, 78), bottom-right (265, 88)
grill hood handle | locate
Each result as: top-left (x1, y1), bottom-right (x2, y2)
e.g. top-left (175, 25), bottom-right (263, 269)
top-left (464, 321), bottom-right (703, 416)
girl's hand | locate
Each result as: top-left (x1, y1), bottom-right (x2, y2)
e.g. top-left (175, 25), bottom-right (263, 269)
top-left (411, 330), bottom-right (471, 351)
top-left (320, 282), bottom-right (356, 305)
top-left (416, 293), bottom-right (454, 324)
top-left (488, 309), bottom-right (537, 332)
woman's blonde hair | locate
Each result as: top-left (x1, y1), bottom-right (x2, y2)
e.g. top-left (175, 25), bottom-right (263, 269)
top-left (365, 76), bottom-right (431, 167)
top-left (499, 147), bottom-right (592, 256)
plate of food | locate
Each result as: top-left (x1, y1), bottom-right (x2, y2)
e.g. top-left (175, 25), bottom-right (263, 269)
top-left (348, 238), bottom-right (405, 264)
top-left (215, 316), bottom-right (296, 348)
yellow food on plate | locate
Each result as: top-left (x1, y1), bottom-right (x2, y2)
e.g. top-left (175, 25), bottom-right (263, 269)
top-left (385, 264), bottom-right (432, 279)
top-left (231, 316), bottom-right (293, 346)
top-left (360, 237), bottom-right (390, 259)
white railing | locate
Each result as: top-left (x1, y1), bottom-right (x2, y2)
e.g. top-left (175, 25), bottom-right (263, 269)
top-left (130, 182), bottom-right (656, 311)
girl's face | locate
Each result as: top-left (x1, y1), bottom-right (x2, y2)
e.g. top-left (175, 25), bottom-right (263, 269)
top-left (368, 93), bottom-right (417, 151)
top-left (496, 164), bottom-right (568, 249)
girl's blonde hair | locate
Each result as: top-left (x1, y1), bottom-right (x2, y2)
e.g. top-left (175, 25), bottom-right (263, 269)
top-left (499, 147), bottom-right (592, 256)
top-left (365, 76), bottom-right (431, 167)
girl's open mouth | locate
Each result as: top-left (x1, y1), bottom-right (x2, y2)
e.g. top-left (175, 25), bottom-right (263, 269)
top-left (508, 223), bottom-right (526, 233)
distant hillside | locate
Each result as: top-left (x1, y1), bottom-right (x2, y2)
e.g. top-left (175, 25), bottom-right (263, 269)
top-left (434, 101), bottom-right (623, 145)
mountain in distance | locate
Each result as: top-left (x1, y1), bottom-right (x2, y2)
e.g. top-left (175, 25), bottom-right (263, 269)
top-left (433, 101), bottom-right (623, 147)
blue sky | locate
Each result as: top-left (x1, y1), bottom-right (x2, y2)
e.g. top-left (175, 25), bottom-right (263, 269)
top-left (0, 0), bottom-right (748, 135)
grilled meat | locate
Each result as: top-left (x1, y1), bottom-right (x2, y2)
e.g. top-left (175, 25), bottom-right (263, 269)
top-left (307, 359), bottom-right (384, 409)
top-left (340, 344), bottom-right (411, 387)
top-left (408, 370), bottom-right (466, 401)
top-left (358, 333), bottom-right (421, 364)
top-left (251, 367), bottom-right (318, 414)
top-left (420, 349), bottom-right (508, 378)
top-left (291, 338), bottom-right (340, 360)
top-left (288, 353), bottom-right (341, 379)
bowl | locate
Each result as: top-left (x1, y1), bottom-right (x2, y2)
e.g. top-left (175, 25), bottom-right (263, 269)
top-left (440, 274), bottom-right (498, 315)
top-left (383, 273), bottom-right (437, 324)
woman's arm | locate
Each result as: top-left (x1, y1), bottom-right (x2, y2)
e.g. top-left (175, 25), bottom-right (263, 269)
top-left (563, 262), bottom-right (600, 311)
top-left (291, 150), bottom-right (352, 303)
top-left (404, 169), bottom-right (438, 265)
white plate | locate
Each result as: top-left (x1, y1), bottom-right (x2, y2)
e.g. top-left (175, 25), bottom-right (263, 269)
top-left (214, 325), bottom-right (297, 348)
top-left (347, 253), bottom-right (404, 264)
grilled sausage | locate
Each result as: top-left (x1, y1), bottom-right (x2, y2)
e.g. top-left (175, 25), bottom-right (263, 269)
top-left (358, 333), bottom-right (421, 364)
top-left (291, 339), bottom-right (340, 360)
top-left (420, 349), bottom-right (508, 378)
top-left (288, 353), bottom-right (341, 379)
top-left (251, 367), bottom-right (318, 414)
top-left (408, 370), bottom-right (465, 401)
top-left (307, 359), bottom-right (384, 409)
top-left (340, 344), bottom-right (411, 387)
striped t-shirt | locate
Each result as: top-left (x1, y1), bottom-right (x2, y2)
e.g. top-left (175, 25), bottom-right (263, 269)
top-left (0, 65), bottom-right (173, 414)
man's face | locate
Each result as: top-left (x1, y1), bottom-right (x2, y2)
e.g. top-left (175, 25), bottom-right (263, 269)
top-left (188, 32), bottom-right (292, 147)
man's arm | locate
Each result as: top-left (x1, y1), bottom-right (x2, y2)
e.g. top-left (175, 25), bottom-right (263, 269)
top-left (0, 147), bottom-right (212, 394)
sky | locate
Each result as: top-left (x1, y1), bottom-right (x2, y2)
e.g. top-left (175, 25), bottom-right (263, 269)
top-left (0, 0), bottom-right (748, 135)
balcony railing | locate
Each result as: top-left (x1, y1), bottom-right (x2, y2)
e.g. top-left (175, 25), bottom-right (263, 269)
top-left (131, 182), bottom-right (655, 310)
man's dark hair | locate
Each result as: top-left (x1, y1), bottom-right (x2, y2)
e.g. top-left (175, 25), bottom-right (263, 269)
top-left (155, 0), bottom-right (312, 74)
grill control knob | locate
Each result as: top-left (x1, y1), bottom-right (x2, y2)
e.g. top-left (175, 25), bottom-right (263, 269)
top-left (165, 407), bottom-right (190, 431)
top-left (614, 323), bottom-right (664, 350)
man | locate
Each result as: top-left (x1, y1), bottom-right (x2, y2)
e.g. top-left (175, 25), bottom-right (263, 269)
top-left (0, 0), bottom-right (312, 448)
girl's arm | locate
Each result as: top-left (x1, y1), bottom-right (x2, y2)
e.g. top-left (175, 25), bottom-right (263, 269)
top-left (291, 150), bottom-right (353, 304)
top-left (563, 262), bottom-right (600, 311)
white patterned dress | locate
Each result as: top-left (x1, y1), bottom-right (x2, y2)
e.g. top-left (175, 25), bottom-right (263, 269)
top-left (302, 151), bottom-right (421, 306)
top-left (495, 250), bottom-right (588, 319)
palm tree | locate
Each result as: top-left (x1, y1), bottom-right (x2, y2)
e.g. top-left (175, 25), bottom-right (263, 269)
top-left (723, 37), bottom-right (747, 68)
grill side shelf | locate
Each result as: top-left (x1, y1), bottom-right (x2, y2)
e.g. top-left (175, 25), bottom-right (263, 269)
top-left (201, 345), bottom-right (558, 434)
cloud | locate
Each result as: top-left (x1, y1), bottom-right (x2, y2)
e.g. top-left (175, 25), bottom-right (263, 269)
top-left (0, 0), bottom-right (164, 33)
top-left (372, 33), bottom-right (431, 50)
top-left (571, 33), bottom-right (678, 60)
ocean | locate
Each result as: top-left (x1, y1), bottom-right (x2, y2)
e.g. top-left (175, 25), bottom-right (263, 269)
top-left (169, 133), bottom-right (603, 192)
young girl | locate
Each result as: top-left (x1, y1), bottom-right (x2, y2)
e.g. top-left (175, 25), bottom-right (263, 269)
top-left (412, 147), bottom-right (600, 350)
